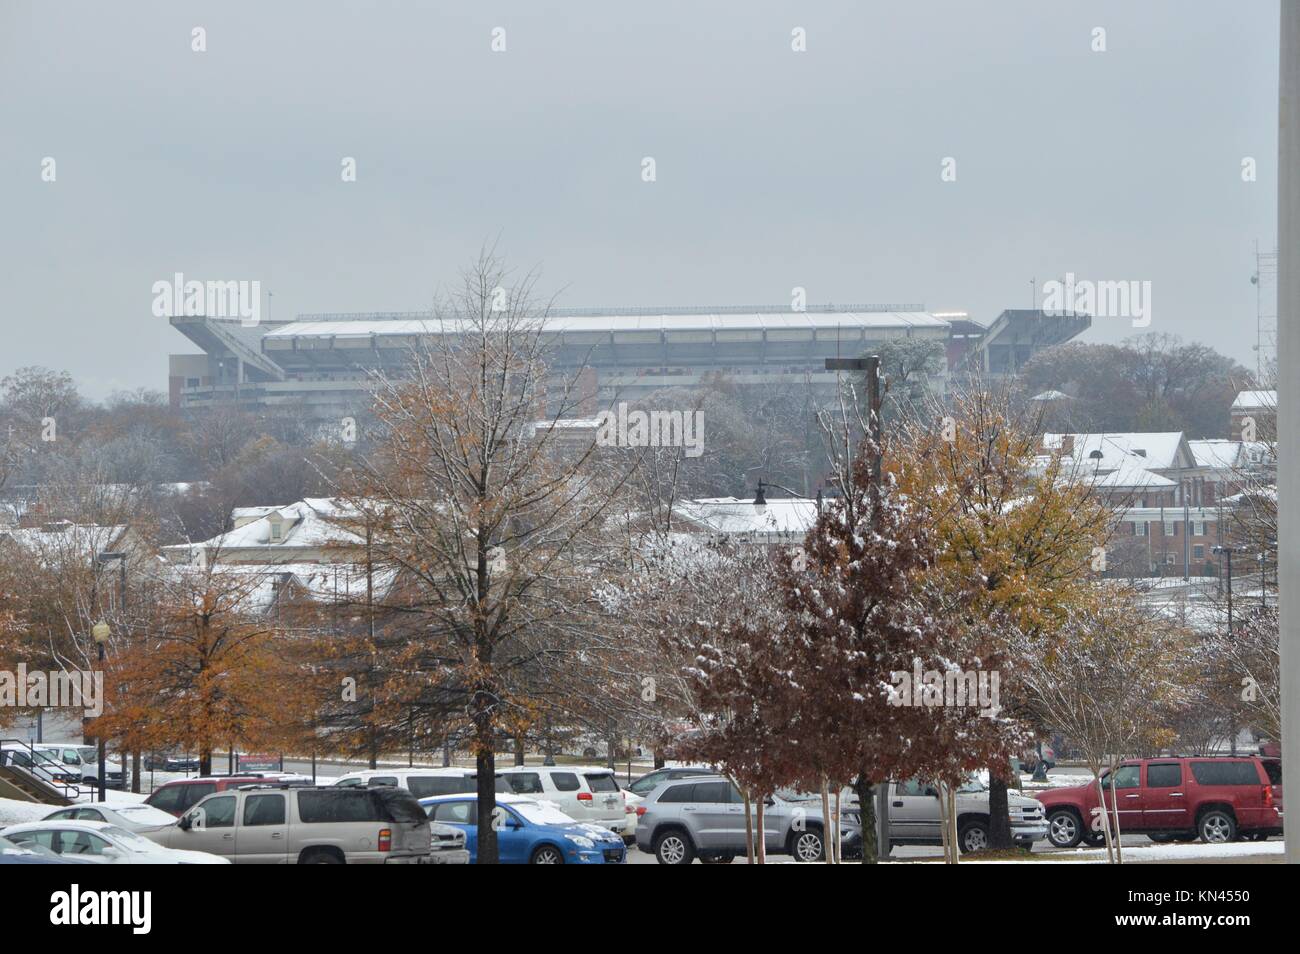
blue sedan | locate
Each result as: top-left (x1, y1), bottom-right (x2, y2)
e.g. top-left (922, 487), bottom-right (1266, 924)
top-left (420, 793), bottom-right (626, 864)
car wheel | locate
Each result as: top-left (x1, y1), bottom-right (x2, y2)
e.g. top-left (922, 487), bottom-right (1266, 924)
top-left (957, 821), bottom-right (989, 854)
top-left (653, 830), bottom-right (695, 865)
top-left (1199, 810), bottom-right (1236, 844)
top-left (1046, 809), bottom-right (1083, 848)
top-left (790, 828), bottom-right (825, 862)
top-left (530, 845), bottom-right (564, 864)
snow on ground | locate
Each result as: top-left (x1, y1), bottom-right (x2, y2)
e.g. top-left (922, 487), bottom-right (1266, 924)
top-left (916, 841), bottom-right (1285, 864)
top-left (0, 796), bottom-right (56, 826)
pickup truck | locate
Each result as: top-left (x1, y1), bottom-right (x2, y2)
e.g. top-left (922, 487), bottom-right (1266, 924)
top-left (844, 777), bottom-right (1049, 854)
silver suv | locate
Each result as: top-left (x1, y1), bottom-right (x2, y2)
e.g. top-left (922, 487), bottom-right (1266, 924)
top-left (636, 776), bottom-right (850, 863)
top-left (149, 784), bottom-right (433, 864)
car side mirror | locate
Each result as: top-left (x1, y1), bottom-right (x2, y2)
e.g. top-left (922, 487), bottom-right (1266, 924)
top-left (100, 846), bottom-right (121, 858)
top-left (178, 814), bottom-right (193, 831)
top-left (764, 796), bottom-right (776, 807)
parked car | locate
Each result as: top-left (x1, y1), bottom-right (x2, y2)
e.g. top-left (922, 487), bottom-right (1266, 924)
top-left (42, 802), bottom-right (179, 835)
top-left (0, 743), bottom-right (82, 794)
top-left (149, 783), bottom-right (433, 864)
top-left (331, 767), bottom-right (513, 799)
top-left (497, 765), bottom-right (628, 836)
top-left (844, 777), bottom-right (1047, 854)
top-left (0, 820), bottom-right (229, 864)
top-left (428, 820), bottom-right (471, 864)
top-left (625, 766), bottom-right (717, 798)
top-left (636, 776), bottom-right (855, 863)
top-left (31, 743), bottom-right (124, 789)
top-left (143, 753), bottom-right (200, 773)
top-left (1035, 757), bottom-right (1284, 847)
top-left (143, 774), bottom-right (295, 816)
top-left (421, 793), bottom-right (626, 863)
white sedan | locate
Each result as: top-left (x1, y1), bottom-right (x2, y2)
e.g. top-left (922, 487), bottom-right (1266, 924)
top-left (41, 803), bottom-right (178, 835)
top-left (0, 820), bottom-right (230, 864)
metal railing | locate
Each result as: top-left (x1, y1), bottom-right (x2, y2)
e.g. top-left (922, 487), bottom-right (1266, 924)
top-left (0, 738), bottom-right (84, 800)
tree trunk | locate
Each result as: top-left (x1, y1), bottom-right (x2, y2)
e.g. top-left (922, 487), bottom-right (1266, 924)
top-left (854, 775), bottom-right (878, 863)
top-left (987, 774), bottom-right (1014, 849)
top-left (948, 786), bottom-right (961, 864)
top-left (653, 750), bottom-right (665, 770)
top-left (820, 778), bottom-right (832, 864)
top-left (513, 734), bottom-right (525, 766)
top-left (1110, 772), bottom-right (1123, 864)
top-left (939, 782), bottom-right (952, 863)
top-left (742, 789), bottom-right (755, 864)
top-left (199, 748), bottom-right (212, 777)
top-left (755, 796), bottom-right (767, 864)
top-left (1095, 773), bottom-right (1115, 863)
top-left (832, 787), bottom-right (842, 863)
top-left (475, 728), bottom-right (499, 864)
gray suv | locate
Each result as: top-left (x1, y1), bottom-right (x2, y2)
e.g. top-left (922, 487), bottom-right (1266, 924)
top-left (636, 776), bottom-right (850, 864)
top-left (149, 784), bottom-right (433, 864)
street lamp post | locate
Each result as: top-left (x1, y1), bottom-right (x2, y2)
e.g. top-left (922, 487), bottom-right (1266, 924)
top-left (91, 620), bottom-right (110, 802)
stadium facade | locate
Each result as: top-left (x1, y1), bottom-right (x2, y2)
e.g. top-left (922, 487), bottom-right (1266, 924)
top-left (167, 305), bottom-right (1089, 418)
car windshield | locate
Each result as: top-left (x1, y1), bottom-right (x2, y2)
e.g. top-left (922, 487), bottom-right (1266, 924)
top-left (957, 776), bottom-right (986, 794)
top-left (102, 826), bottom-right (153, 852)
top-left (76, 747), bottom-right (99, 764)
top-left (513, 801), bottom-right (577, 826)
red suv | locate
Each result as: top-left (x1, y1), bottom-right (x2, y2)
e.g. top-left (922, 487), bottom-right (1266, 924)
top-left (1036, 756), bottom-right (1282, 847)
top-left (144, 776), bottom-right (272, 817)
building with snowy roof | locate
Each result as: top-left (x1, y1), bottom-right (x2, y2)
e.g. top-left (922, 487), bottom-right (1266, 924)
top-left (168, 305), bottom-right (1087, 417)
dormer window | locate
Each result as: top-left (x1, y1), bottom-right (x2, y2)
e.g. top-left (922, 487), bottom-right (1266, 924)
top-left (270, 522), bottom-right (282, 541)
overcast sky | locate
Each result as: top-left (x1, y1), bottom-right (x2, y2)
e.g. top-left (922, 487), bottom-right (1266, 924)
top-left (0, 1), bottom-right (1281, 399)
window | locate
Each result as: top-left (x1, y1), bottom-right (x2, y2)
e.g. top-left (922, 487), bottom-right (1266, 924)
top-left (432, 801), bottom-right (476, 825)
top-left (692, 781), bottom-right (732, 803)
top-left (1110, 765), bottom-right (1140, 789)
top-left (180, 783), bottom-right (216, 811)
top-left (1190, 761), bottom-right (1262, 786)
top-left (584, 773), bottom-right (619, 793)
top-left (1146, 763), bottom-right (1182, 788)
top-left (896, 779), bottom-right (934, 797)
top-left (1193, 545), bottom-right (1204, 560)
top-left (550, 772), bottom-right (580, 792)
top-left (628, 771), bottom-right (665, 795)
top-left (408, 776), bottom-right (464, 798)
top-left (243, 794), bottom-right (286, 827)
top-left (1139, 522), bottom-right (1149, 537)
top-left (56, 831), bottom-right (112, 856)
top-left (505, 773), bottom-right (544, 795)
top-left (196, 795), bottom-right (236, 828)
top-left (76, 808), bottom-right (105, 822)
top-left (367, 776), bottom-right (398, 787)
top-left (147, 785), bottom-right (186, 814)
top-left (1164, 521), bottom-right (1177, 537)
top-left (297, 790), bottom-right (382, 824)
top-left (658, 783), bottom-right (696, 803)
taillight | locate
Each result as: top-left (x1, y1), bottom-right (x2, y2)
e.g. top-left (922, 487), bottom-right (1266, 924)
top-left (1263, 786), bottom-right (1274, 808)
top-left (378, 828), bottom-right (392, 852)
top-left (577, 792), bottom-right (592, 802)
top-left (636, 806), bottom-right (647, 817)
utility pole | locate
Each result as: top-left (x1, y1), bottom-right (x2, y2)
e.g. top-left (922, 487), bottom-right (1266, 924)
top-left (1278, 0), bottom-right (1300, 866)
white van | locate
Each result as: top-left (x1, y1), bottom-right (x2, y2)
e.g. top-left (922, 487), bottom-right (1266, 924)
top-left (31, 742), bottom-right (124, 789)
top-left (497, 765), bottom-right (628, 834)
top-left (331, 767), bottom-right (513, 799)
